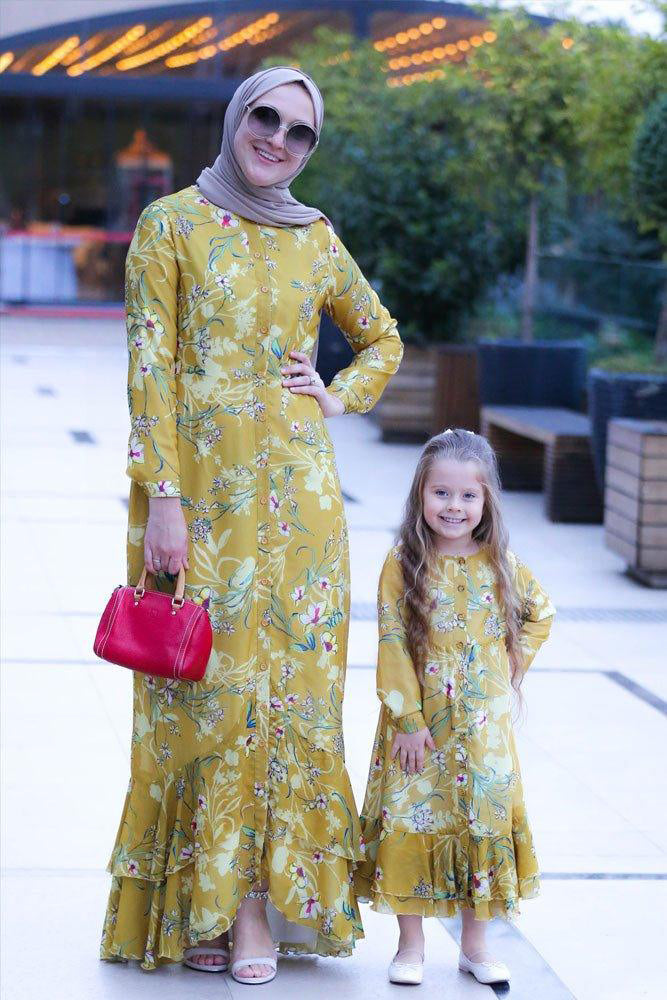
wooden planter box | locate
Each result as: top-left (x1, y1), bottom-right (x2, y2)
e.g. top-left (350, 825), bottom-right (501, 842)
top-left (433, 344), bottom-right (480, 434)
top-left (588, 368), bottom-right (667, 490)
top-left (604, 419), bottom-right (667, 588)
top-left (375, 344), bottom-right (479, 441)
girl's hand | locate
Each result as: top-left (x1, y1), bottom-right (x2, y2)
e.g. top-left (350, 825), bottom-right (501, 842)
top-left (144, 497), bottom-right (190, 576)
top-left (281, 350), bottom-right (345, 418)
top-left (391, 727), bottom-right (436, 775)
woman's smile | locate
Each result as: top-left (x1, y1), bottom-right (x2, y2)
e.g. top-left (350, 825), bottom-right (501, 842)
top-left (252, 143), bottom-right (284, 164)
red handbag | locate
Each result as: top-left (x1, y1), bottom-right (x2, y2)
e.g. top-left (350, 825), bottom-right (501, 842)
top-left (93, 566), bottom-right (213, 681)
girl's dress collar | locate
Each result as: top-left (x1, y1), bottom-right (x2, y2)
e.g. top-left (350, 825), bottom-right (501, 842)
top-left (434, 543), bottom-right (487, 562)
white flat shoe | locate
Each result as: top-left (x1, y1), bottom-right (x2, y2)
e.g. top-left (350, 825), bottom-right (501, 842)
top-left (388, 949), bottom-right (424, 985)
top-left (231, 955), bottom-right (277, 985)
top-left (458, 949), bottom-right (510, 984)
top-left (183, 945), bottom-right (229, 972)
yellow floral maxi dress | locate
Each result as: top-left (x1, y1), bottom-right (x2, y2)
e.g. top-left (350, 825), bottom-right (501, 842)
top-left (355, 545), bottom-right (555, 919)
top-left (100, 184), bottom-right (403, 969)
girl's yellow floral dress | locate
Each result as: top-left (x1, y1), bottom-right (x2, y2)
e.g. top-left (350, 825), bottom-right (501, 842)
top-left (356, 545), bottom-right (555, 920)
top-left (100, 184), bottom-right (403, 969)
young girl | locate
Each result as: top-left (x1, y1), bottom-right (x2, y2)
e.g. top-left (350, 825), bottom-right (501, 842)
top-left (355, 429), bottom-right (555, 986)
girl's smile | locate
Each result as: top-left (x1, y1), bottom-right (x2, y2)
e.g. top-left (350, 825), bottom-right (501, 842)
top-left (422, 458), bottom-right (485, 553)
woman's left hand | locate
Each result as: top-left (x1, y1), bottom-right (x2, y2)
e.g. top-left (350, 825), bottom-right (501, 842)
top-left (281, 350), bottom-right (345, 418)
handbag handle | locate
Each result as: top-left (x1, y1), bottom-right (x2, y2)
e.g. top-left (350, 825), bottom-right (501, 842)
top-left (134, 565), bottom-right (187, 611)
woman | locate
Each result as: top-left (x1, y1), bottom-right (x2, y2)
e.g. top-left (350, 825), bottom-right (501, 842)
top-left (100, 66), bottom-right (403, 984)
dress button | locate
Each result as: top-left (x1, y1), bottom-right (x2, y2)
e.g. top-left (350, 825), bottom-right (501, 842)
top-left (456, 641), bottom-right (464, 649)
top-left (260, 577), bottom-right (270, 586)
top-left (457, 584), bottom-right (465, 592)
top-left (260, 285), bottom-right (269, 293)
top-left (254, 252), bottom-right (261, 259)
top-left (259, 497), bottom-right (267, 506)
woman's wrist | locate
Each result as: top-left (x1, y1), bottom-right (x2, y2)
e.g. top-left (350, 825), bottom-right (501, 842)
top-left (148, 496), bottom-right (184, 521)
top-left (320, 392), bottom-right (345, 418)
top-left (148, 496), bottom-right (181, 507)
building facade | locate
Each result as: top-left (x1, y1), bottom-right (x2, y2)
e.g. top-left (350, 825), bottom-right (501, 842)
top-left (0, 1), bottom-right (519, 227)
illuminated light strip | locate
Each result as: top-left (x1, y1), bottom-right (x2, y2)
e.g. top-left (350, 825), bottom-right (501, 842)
top-left (188, 24), bottom-right (220, 45)
top-left (388, 67), bottom-right (448, 87)
top-left (386, 30), bottom-right (497, 73)
top-left (67, 25), bottom-right (146, 76)
top-left (249, 23), bottom-right (288, 46)
top-left (374, 15), bottom-right (448, 52)
top-left (161, 23), bottom-right (221, 64)
top-left (166, 44), bottom-right (217, 67)
top-left (388, 38), bottom-right (502, 87)
top-left (324, 49), bottom-right (352, 66)
top-left (32, 36), bottom-right (80, 76)
top-left (123, 21), bottom-right (175, 55)
top-left (218, 12), bottom-right (279, 52)
top-left (116, 17), bottom-right (212, 70)
top-left (61, 32), bottom-right (105, 66)
top-left (164, 13), bottom-right (279, 68)
top-left (0, 51), bottom-right (14, 73)
top-left (165, 52), bottom-right (199, 68)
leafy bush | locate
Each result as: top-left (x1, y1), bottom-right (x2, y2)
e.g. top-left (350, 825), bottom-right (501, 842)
top-left (271, 30), bottom-right (517, 343)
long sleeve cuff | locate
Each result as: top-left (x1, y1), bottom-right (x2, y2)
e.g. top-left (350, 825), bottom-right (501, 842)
top-left (395, 710), bottom-right (428, 734)
top-left (326, 377), bottom-right (357, 414)
top-left (135, 479), bottom-right (181, 498)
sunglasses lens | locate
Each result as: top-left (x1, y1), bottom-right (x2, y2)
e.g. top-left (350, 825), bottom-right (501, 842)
top-left (286, 123), bottom-right (317, 155)
top-left (247, 105), bottom-right (280, 138)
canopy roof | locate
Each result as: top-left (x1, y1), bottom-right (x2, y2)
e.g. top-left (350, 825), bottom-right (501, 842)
top-left (0, 1), bottom-right (545, 100)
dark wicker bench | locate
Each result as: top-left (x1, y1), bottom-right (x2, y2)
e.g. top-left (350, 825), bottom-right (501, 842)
top-left (480, 405), bottom-right (603, 523)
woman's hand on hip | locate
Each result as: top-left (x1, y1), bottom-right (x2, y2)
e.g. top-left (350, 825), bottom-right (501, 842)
top-left (145, 497), bottom-right (189, 575)
top-left (391, 727), bottom-right (436, 775)
top-left (281, 350), bottom-right (345, 418)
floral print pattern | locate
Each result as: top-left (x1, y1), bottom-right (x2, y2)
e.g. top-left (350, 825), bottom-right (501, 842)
top-left (100, 185), bottom-right (403, 969)
top-left (355, 545), bottom-right (554, 920)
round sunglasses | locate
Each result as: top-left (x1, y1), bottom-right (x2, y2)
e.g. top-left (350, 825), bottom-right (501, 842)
top-left (244, 103), bottom-right (319, 157)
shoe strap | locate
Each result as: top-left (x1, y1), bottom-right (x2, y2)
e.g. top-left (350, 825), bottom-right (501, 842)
top-left (186, 947), bottom-right (229, 957)
top-left (231, 956), bottom-right (277, 973)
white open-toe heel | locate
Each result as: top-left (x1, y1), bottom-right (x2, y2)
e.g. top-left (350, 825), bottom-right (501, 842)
top-left (183, 945), bottom-right (229, 972)
top-left (458, 949), bottom-right (510, 984)
top-left (388, 949), bottom-right (424, 985)
top-left (230, 955), bottom-right (277, 985)
top-left (230, 887), bottom-right (277, 984)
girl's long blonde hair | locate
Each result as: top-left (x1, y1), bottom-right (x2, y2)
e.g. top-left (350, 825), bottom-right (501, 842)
top-left (397, 429), bottom-right (524, 690)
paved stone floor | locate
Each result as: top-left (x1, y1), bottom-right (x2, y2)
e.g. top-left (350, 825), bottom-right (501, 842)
top-left (1, 317), bottom-right (666, 1000)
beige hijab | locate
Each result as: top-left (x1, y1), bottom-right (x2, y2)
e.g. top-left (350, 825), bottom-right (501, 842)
top-left (196, 66), bottom-right (327, 227)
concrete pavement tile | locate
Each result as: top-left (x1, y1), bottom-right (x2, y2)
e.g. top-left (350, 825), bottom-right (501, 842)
top-left (518, 880), bottom-right (667, 1000)
top-left (0, 872), bottom-right (235, 1000)
top-left (1, 662), bottom-right (129, 870)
